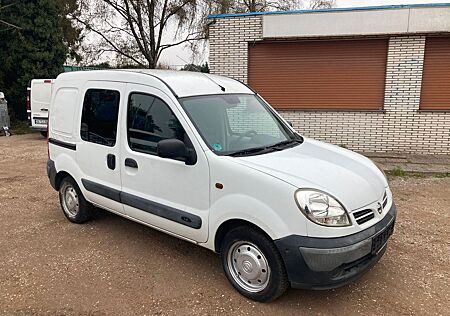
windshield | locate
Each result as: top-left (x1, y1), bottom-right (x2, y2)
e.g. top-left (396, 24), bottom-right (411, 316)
top-left (179, 94), bottom-right (302, 156)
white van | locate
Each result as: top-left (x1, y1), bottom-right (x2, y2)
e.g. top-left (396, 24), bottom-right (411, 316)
top-left (29, 79), bottom-right (54, 135)
top-left (47, 70), bottom-right (395, 302)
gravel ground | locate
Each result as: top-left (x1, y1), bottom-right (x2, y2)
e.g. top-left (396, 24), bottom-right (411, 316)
top-left (0, 133), bottom-right (449, 316)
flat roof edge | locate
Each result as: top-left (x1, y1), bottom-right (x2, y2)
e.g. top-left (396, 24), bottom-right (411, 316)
top-left (207, 3), bottom-right (450, 19)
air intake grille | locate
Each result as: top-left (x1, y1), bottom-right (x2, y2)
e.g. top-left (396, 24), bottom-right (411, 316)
top-left (353, 209), bottom-right (375, 225)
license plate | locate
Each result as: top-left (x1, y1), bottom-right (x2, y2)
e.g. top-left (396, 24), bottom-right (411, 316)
top-left (35, 119), bottom-right (47, 125)
top-left (371, 220), bottom-right (395, 254)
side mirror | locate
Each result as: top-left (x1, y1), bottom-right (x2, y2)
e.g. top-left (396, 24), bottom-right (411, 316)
top-left (157, 139), bottom-right (197, 165)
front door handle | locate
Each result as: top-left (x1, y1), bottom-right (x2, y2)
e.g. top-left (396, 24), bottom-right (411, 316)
top-left (125, 158), bottom-right (138, 169)
top-left (107, 154), bottom-right (116, 170)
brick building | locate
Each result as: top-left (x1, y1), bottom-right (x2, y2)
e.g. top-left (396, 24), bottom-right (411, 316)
top-left (208, 3), bottom-right (450, 154)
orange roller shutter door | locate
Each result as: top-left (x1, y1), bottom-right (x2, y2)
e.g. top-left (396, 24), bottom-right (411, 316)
top-left (248, 39), bottom-right (389, 110)
top-left (420, 37), bottom-right (450, 110)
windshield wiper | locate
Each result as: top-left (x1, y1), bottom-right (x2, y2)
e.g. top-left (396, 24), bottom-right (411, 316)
top-left (265, 139), bottom-right (302, 151)
top-left (226, 146), bottom-right (276, 157)
top-left (227, 138), bottom-right (303, 157)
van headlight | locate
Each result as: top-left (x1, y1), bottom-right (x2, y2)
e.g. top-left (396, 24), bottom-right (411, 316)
top-left (295, 189), bottom-right (351, 227)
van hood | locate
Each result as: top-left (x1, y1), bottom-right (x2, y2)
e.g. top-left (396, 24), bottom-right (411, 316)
top-left (235, 138), bottom-right (387, 211)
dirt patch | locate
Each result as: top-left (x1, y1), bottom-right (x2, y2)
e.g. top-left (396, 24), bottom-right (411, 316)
top-left (0, 134), bottom-right (449, 315)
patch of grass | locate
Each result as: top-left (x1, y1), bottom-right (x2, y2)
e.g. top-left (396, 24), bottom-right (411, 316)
top-left (386, 169), bottom-right (449, 179)
top-left (387, 171), bottom-right (426, 180)
top-left (390, 166), bottom-right (406, 177)
top-left (338, 144), bottom-right (348, 149)
top-left (435, 172), bottom-right (450, 178)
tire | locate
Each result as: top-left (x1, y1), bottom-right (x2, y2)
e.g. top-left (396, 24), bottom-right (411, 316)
top-left (40, 131), bottom-right (47, 137)
top-left (220, 225), bottom-right (289, 302)
top-left (58, 177), bottom-right (93, 223)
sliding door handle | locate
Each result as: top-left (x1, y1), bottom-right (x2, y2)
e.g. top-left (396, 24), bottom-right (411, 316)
top-left (106, 154), bottom-right (116, 170)
top-left (125, 158), bottom-right (138, 169)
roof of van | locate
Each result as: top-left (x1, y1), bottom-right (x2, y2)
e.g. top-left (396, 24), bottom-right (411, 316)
top-left (56, 69), bottom-right (254, 98)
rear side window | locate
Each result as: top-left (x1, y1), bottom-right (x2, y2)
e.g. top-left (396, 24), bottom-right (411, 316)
top-left (127, 93), bottom-right (185, 155)
top-left (80, 89), bottom-right (120, 147)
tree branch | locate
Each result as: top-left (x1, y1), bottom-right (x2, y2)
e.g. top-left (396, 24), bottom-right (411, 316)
top-left (158, 30), bottom-right (205, 62)
top-left (0, 19), bottom-right (21, 29)
top-left (0, 2), bottom-right (22, 30)
top-left (72, 14), bottom-right (144, 66)
top-left (122, 0), bottom-right (151, 65)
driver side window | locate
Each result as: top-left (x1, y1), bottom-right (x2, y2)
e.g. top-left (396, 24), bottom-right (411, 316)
top-left (127, 93), bottom-right (186, 155)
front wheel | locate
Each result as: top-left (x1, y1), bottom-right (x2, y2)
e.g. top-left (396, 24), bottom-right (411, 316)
top-left (220, 226), bottom-right (289, 302)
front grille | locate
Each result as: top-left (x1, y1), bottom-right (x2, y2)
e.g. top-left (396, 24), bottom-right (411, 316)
top-left (371, 220), bottom-right (395, 254)
top-left (353, 209), bottom-right (375, 225)
top-left (353, 190), bottom-right (388, 225)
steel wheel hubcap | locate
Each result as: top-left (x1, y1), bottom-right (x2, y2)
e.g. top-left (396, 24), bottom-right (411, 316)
top-left (61, 184), bottom-right (79, 217)
top-left (227, 241), bottom-right (271, 293)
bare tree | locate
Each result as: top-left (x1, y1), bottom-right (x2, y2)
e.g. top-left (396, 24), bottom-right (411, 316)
top-left (204, 0), bottom-right (334, 14)
top-left (308, 0), bottom-right (335, 10)
top-left (75, 0), bottom-right (335, 67)
top-left (75, 0), bottom-right (205, 68)
top-left (186, 0), bottom-right (335, 57)
top-left (233, 0), bottom-right (301, 12)
top-left (204, 0), bottom-right (301, 14)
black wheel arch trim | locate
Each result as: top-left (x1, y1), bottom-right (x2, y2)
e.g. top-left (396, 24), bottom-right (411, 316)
top-left (80, 178), bottom-right (201, 229)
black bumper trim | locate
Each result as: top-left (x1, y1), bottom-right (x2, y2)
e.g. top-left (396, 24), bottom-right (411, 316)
top-left (30, 126), bottom-right (47, 132)
top-left (275, 203), bottom-right (396, 289)
top-left (280, 203), bottom-right (396, 249)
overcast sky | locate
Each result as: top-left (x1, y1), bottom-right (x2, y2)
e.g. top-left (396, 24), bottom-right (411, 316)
top-left (159, 0), bottom-right (450, 67)
top-left (336, 0), bottom-right (449, 7)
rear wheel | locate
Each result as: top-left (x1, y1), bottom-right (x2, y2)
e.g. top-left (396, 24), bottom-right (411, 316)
top-left (220, 226), bottom-right (289, 302)
top-left (59, 177), bottom-right (93, 223)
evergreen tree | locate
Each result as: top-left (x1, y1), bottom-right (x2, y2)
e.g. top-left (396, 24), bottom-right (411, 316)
top-left (181, 62), bottom-right (210, 73)
top-left (0, 0), bottom-right (70, 120)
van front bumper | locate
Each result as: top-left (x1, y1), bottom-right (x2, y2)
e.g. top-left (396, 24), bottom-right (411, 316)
top-left (275, 203), bottom-right (396, 290)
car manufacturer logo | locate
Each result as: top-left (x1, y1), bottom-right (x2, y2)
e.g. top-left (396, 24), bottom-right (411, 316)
top-left (377, 202), bottom-right (383, 214)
